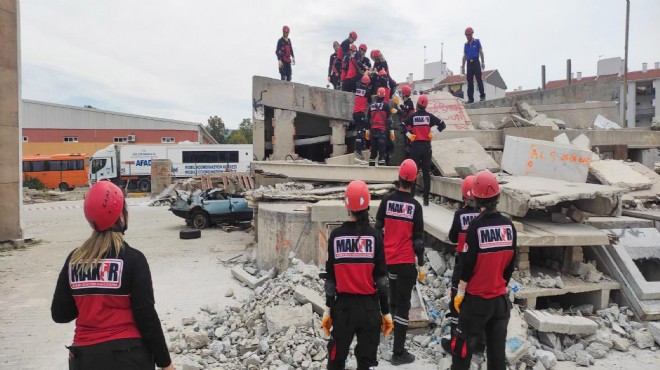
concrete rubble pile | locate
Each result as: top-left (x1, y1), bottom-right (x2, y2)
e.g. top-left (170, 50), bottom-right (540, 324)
top-left (477, 101), bottom-right (567, 131)
top-left (22, 187), bottom-right (87, 204)
top-left (150, 174), bottom-right (255, 206)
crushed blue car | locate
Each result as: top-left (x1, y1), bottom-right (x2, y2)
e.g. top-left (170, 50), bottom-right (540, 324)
top-left (169, 188), bottom-right (253, 229)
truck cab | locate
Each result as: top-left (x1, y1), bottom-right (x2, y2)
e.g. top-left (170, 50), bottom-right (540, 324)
top-left (90, 145), bottom-right (119, 185)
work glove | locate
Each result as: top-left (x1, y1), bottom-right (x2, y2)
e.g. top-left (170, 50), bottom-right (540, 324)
top-left (321, 309), bottom-right (333, 336)
top-left (406, 132), bottom-right (416, 141)
top-left (365, 130), bottom-right (370, 141)
top-left (389, 130), bottom-right (395, 141)
top-left (391, 107), bottom-right (398, 115)
top-left (381, 313), bottom-right (393, 337)
top-left (278, 60), bottom-right (283, 69)
top-left (417, 265), bottom-right (427, 282)
top-left (392, 96), bottom-right (400, 105)
top-left (460, 66), bottom-right (465, 75)
top-left (454, 288), bottom-right (465, 313)
top-left (428, 133), bottom-right (434, 140)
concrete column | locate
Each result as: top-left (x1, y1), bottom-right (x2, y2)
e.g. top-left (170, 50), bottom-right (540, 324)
top-left (253, 119), bottom-right (265, 160)
top-left (0, 0), bottom-right (23, 242)
top-left (626, 82), bottom-right (636, 128)
top-left (329, 119), bottom-right (346, 157)
top-left (562, 246), bottom-right (583, 274)
top-left (516, 246), bottom-right (530, 272)
top-left (654, 79), bottom-right (660, 122)
top-left (271, 109), bottom-right (296, 160)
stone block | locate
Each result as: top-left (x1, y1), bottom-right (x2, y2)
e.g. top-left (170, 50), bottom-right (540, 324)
top-left (505, 336), bottom-right (529, 365)
top-left (567, 205), bottom-right (588, 223)
top-left (454, 164), bottom-right (479, 178)
top-left (594, 114), bottom-right (622, 130)
top-left (571, 134), bottom-right (591, 150)
top-left (536, 349), bottom-right (558, 369)
top-left (551, 212), bottom-right (571, 224)
top-left (501, 136), bottom-right (592, 183)
top-left (264, 303), bottom-right (313, 334)
top-left (648, 322), bottom-right (660, 346)
top-left (431, 137), bottom-right (499, 177)
top-left (553, 133), bottom-right (571, 145)
top-left (531, 114), bottom-right (560, 130)
top-left (515, 101), bottom-right (539, 120)
top-left (426, 250), bottom-right (446, 276)
top-left (512, 114), bottom-right (536, 127)
top-left (325, 153), bottom-right (356, 165)
top-left (293, 286), bottom-right (325, 315)
top-left (589, 160), bottom-right (652, 190)
top-left (524, 309), bottom-right (598, 335)
top-left (231, 266), bottom-right (270, 289)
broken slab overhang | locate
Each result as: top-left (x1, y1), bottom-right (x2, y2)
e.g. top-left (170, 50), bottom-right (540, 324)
top-left (430, 175), bottom-right (627, 217)
top-left (251, 161), bottom-right (399, 183)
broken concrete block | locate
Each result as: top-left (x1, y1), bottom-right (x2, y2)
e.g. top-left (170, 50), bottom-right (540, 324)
top-left (531, 114), bottom-right (560, 130)
top-left (183, 331), bottom-right (210, 349)
top-left (633, 330), bottom-right (654, 349)
top-left (571, 134), bottom-right (591, 151)
top-left (431, 137), bottom-right (500, 177)
top-left (264, 303), bottom-right (313, 334)
top-left (648, 322), bottom-right (660, 346)
top-left (515, 101), bottom-right (539, 120)
top-left (551, 212), bottom-right (571, 224)
top-left (612, 335), bottom-right (631, 351)
top-left (231, 266), bottom-right (270, 289)
top-left (505, 336), bottom-right (529, 365)
top-left (536, 349), bottom-right (558, 369)
top-left (524, 309), bottom-right (598, 335)
top-left (549, 118), bottom-right (567, 129)
top-left (586, 342), bottom-right (608, 359)
top-left (512, 114), bottom-right (536, 127)
top-left (501, 136), bottom-right (592, 183)
top-left (426, 250), bottom-right (447, 276)
top-left (478, 121), bottom-right (497, 130)
top-left (553, 133), bottom-right (571, 145)
top-left (594, 114), bottom-right (622, 130)
top-left (500, 116), bottom-right (516, 129)
top-left (590, 160), bottom-right (653, 190)
top-left (454, 164), bottom-right (479, 178)
top-left (293, 286), bottom-right (325, 315)
top-left (567, 205), bottom-right (588, 223)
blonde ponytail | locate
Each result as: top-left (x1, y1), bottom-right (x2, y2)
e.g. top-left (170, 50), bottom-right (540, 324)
top-left (69, 230), bottom-right (124, 272)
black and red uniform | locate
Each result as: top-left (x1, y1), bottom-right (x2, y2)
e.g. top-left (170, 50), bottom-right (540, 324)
top-left (353, 79), bottom-right (372, 153)
top-left (372, 74), bottom-right (397, 104)
top-left (373, 60), bottom-right (389, 75)
top-left (367, 97), bottom-right (391, 167)
top-left (447, 206), bottom-right (480, 329)
top-left (325, 222), bottom-right (389, 370)
top-left (338, 39), bottom-right (352, 84)
top-left (328, 51), bottom-right (341, 89)
top-left (276, 36), bottom-right (295, 81)
top-left (51, 243), bottom-right (171, 369)
top-left (398, 97), bottom-right (416, 159)
top-left (375, 190), bottom-right (424, 357)
top-left (342, 54), bottom-right (360, 93)
top-left (359, 56), bottom-right (372, 71)
top-left (403, 109), bottom-right (446, 204)
top-left (452, 212), bottom-right (516, 370)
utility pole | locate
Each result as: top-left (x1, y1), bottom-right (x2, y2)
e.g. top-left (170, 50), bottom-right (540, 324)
top-left (623, 0), bottom-right (630, 128)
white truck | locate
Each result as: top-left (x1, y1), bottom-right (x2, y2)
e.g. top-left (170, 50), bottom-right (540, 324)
top-left (89, 143), bottom-right (253, 192)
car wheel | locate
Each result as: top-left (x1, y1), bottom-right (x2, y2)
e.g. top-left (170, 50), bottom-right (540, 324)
top-left (191, 211), bottom-right (210, 229)
top-left (137, 178), bottom-right (151, 193)
top-left (58, 182), bottom-right (69, 192)
top-left (180, 228), bottom-right (201, 239)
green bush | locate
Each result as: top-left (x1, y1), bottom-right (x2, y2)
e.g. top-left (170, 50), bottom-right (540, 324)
top-left (23, 176), bottom-right (46, 190)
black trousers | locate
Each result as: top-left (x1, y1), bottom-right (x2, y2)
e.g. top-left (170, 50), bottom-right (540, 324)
top-left (448, 254), bottom-right (463, 330)
top-left (341, 76), bottom-right (357, 93)
top-left (451, 294), bottom-right (511, 370)
top-left (327, 294), bottom-right (381, 370)
top-left (280, 62), bottom-right (292, 81)
top-left (410, 141), bottom-right (432, 201)
top-left (466, 59), bottom-right (485, 102)
top-left (353, 112), bottom-right (369, 153)
top-left (330, 74), bottom-right (340, 89)
top-left (369, 128), bottom-right (387, 166)
top-left (387, 263), bottom-right (417, 354)
top-left (68, 338), bottom-right (154, 370)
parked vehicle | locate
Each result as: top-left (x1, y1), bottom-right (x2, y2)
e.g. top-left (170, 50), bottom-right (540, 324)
top-left (22, 153), bottom-right (89, 191)
top-left (169, 188), bottom-right (253, 229)
top-left (89, 143), bottom-right (253, 192)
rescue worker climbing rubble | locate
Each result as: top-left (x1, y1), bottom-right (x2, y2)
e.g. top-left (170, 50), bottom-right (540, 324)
top-left (353, 75), bottom-right (372, 158)
top-left (328, 41), bottom-right (341, 89)
top-left (402, 95), bottom-right (446, 206)
top-left (375, 159), bottom-right (425, 365)
top-left (339, 31), bottom-right (358, 90)
top-left (276, 25), bottom-right (295, 81)
top-left (322, 180), bottom-right (393, 370)
top-left (397, 85), bottom-right (415, 159)
top-left (342, 44), bottom-right (360, 93)
top-left (446, 170), bottom-right (517, 370)
top-left (366, 87), bottom-right (393, 167)
top-left (358, 43), bottom-right (372, 72)
top-left (370, 49), bottom-right (389, 75)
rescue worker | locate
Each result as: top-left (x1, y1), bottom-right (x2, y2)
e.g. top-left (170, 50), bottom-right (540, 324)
top-left (371, 50), bottom-right (389, 75)
top-left (357, 43), bottom-right (372, 72)
top-left (342, 44), bottom-right (360, 93)
top-left (322, 180), bottom-right (393, 370)
top-left (353, 74), bottom-right (372, 158)
top-left (375, 159), bottom-right (425, 365)
top-left (366, 87), bottom-right (394, 167)
top-left (276, 25), bottom-right (295, 81)
top-left (447, 170), bottom-right (516, 370)
top-left (444, 176), bottom-right (480, 341)
top-left (461, 27), bottom-right (486, 103)
top-left (397, 85), bottom-right (415, 159)
top-left (372, 69), bottom-right (396, 103)
top-left (328, 41), bottom-right (341, 89)
top-left (338, 31), bottom-right (358, 89)
top-left (51, 180), bottom-right (174, 370)
top-left (402, 95), bottom-right (446, 206)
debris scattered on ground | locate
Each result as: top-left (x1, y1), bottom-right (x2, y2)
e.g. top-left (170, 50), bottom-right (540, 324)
top-left (22, 186), bottom-right (88, 203)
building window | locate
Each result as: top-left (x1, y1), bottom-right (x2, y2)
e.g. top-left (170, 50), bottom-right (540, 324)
top-left (113, 137), bottom-right (128, 143)
top-left (162, 137), bottom-right (175, 143)
top-left (63, 137), bottom-right (78, 143)
top-left (22, 136), bottom-right (28, 142)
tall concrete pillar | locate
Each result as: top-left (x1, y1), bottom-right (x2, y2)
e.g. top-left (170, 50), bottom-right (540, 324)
top-left (654, 79), bottom-right (660, 122)
top-left (626, 81), bottom-right (636, 128)
top-left (329, 119), bottom-right (346, 157)
top-left (271, 109), bottom-right (296, 160)
top-left (0, 0), bottom-right (23, 242)
top-left (253, 119), bottom-right (265, 161)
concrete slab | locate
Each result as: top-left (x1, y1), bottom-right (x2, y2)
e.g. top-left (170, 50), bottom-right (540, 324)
top-left (518, 267), bottom-right (620, 302)
top-left (605, 228), bottom-right (660, 300)
top-left (251, 161), bottom-right (399, 183)
top-left (503, 127), bottom-right (555, 143)
top-left (524, 309), bottom-right (598, 335)
top-left (622, 209), bottom-right (660, 222)
top-left (422, 91), bottom-right (474, 130)
top-left (293, 286), bottom-right (325, 315)
top-left (590, 160), bottom-right (653, 190)
top-left (594, 114), bottom-right (622, 130)
top-left (231, 266), bottom-right (270, 289)
top-left (621, 161), bottom-right (660, 203)
top-left (430, 137), bottom-right (499, 177)
top-left (325, 153), bottom-right (360, 165)
top-left (311, 200), bottom-right (381, 222)
top-left (571, 134), bottom-right (591, 150)
top-left (501, 136), bottom-right (592, 183)
top-left (586, 216), bottom-right (655, 230)
top-left (553, 133), bottom-right (571, 145)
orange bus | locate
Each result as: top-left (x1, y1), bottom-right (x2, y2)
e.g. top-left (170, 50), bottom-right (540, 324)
top-left (22, 154), bottom-right (90, 191)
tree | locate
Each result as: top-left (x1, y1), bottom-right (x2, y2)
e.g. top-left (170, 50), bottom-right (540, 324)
top-left (238, 118), bottom-right (253, 144)
top-left (205, 115), bottom-right (228, 143)
top-left (226, 130), bottom-right (247, 144)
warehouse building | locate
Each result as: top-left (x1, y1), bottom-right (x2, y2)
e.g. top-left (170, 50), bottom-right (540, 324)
top-left (21, 100), bottom-right (216, 155)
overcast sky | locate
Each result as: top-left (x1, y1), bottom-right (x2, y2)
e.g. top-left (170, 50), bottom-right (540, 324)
top-left (19, 0), bottom-right (660, 129)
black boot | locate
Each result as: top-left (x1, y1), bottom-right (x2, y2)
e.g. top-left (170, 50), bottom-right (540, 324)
top-left (391, 350), bottom-right (415, 365)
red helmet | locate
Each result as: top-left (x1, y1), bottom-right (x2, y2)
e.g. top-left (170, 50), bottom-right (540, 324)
top-left (283, 25), bottom-right (290, 33)
top-left (360, 75), bottom-right (371, 84)
top-left (472, 170), bottom-right (500, 199)
top-left (401, 85), bottom-right (412, 97)
top-left (465, 27), bottom-right (474, 35)
top-left (461, 175), bottom-right (476, 200)
top-left (371, 50), bottom-right (381, 59)
top-left (84, 180), bottom-right (125, 231)
top-left (359, 43), bottom-right (367, 51)
top-left (345, 180), bottom-right (370, 211)
top-left (399, 159), bottom-right (418, 182)
top-left (377, 87), bottom-right (386, 97)
top-left (378, 69), bottom-right (387, 76)
top-left (349, 31), bottom-right (358, 40)
top-left (417, 95), bottom-right (429, 108)
top-left (349, 44), bottom-right (357, 52)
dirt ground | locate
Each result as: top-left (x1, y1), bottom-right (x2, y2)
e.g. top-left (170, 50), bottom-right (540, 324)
top-left (1, 197), bottom-right (658, 370)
